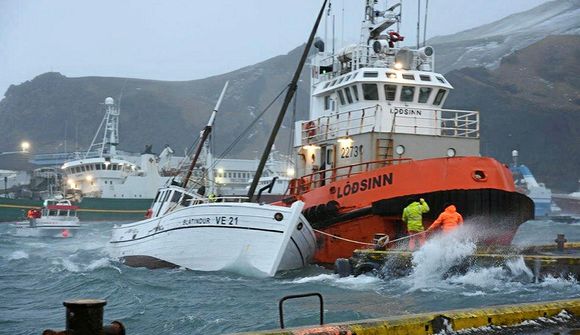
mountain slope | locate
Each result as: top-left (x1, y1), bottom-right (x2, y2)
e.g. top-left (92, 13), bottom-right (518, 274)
top-left (444, 35), bottom-right (580, 191)
top-left (429, 0), bottom-right (580, 73)
top-left (0, 46), bottom-right (311, 158)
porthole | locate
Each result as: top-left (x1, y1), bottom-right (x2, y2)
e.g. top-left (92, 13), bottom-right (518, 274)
top-left (472, 170), bottom-right (487, 182)
top-left (297, 222), bottom-right (303, 230)
top-left (447, 148), bottom-right (456, 157)
top-left (274, 213), bottom-right (284, 221)
top-left (395, 145), bottom-right (405, 155)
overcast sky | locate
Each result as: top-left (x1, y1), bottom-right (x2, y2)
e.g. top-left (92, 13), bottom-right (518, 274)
top-left (0, 0), bottom-right (549, 97)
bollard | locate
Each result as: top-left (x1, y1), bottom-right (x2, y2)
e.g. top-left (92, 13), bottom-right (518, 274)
top-left (373, 233), bottom-right (387, 250)
top-left (42, 299), bottom-right (125, 335)
top-left (555, 234), bottom-right (567, 252)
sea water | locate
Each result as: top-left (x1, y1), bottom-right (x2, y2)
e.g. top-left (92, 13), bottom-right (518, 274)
top-left (0, 219), bottom-right (579, 335)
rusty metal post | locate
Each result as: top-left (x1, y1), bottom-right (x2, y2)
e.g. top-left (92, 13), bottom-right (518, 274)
top-left (64, 299), bottom-right (107, 335)
top-left (555, 234), bottom-right (567, 252)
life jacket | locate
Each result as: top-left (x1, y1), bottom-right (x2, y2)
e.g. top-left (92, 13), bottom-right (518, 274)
top-left (430, 205), bottom-right (463, 233)
top-left (402, 200), bottom-right (430, 232)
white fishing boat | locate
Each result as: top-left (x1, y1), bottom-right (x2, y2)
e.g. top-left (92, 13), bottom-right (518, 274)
top-left (109, 81), bottom-right (318, 277)
top-left (12, 199), bottom-right (80, 238)
top-left (109, 189), bottom-right (314, 276)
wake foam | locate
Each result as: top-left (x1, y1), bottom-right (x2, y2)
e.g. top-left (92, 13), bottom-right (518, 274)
top-left (7, 250), bottom-right (29, 260)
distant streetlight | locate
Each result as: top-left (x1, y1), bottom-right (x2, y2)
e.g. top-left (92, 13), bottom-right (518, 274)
top-left (21, 141), bottom-right (31, 153)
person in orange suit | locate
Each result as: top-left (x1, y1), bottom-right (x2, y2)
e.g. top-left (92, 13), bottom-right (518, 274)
top-left (427, 203), bottom-right (464, 234)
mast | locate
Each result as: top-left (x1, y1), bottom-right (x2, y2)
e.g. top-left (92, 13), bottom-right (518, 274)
top-left (246, 0), bottom-right (328, 201)
top-left (183, 82), bottom-right (229, 189)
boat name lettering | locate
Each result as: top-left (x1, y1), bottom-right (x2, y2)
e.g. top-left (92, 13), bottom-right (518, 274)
top-left (181, 216), bottom-right (239, 226)
top-left (390, 108), bottom-right (422, 116)
top-left (336, 173), bottom-right (393, 199)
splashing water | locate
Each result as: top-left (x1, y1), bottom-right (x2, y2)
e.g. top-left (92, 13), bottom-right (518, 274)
top-left (406, 225), bottom-right (477, 291)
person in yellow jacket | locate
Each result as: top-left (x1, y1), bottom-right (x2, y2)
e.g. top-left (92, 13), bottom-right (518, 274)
top-left (402, 197), bottom-right (430, 250)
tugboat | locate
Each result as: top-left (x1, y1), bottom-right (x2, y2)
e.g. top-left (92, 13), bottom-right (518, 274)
top-left (277, 0), bottom-right (534, 264)
top-left (12, 199), bottom-right (80, 238)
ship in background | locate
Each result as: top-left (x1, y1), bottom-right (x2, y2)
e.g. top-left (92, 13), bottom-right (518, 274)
top-left (276, 0), bottom-right (534, 264)
top-left (0, 97), bottom-right (294, 222)
top-left (509, 150), bottom-right (553, 217)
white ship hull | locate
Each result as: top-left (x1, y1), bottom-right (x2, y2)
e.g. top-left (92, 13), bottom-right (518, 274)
top-left (109, 201), bottom-right (316, 277)
top-left (12, 220), bottom-right (80, 238)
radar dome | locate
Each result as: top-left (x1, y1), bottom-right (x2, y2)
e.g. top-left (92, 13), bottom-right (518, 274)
top-left (105, 97), bottom-right (115, 105)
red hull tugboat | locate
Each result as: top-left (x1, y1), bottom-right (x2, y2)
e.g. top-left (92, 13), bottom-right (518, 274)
top-left (276, 0), bottom-right (533, 264)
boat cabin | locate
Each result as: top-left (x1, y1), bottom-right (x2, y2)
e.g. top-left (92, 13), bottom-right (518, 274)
top-left (292, 2), bottom-right (480, 189)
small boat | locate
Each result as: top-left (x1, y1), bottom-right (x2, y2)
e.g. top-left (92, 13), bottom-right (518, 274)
top-left (12, 199), bottom-right (80, 238)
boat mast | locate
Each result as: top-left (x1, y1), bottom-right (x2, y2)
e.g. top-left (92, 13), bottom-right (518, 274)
top-left (246, 0), bottom-right (329, 201)
top-left (183, 82), bottom-right (229, 189)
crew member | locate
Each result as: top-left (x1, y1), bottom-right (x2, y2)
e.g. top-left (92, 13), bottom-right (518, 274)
top-left (402, 197), bottom-right (430, 250)
top-left (427, 203), bottom-right (464, 234)
top-left (208, 193), bottom-right (217, 203)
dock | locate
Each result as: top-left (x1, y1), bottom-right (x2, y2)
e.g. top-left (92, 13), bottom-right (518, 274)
top-left (233, 298), bottom-right (580, 335)
top-left (337, 238), bottom-right (580, 280)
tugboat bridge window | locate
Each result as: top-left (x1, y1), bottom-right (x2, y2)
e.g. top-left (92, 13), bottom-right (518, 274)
top-left (402, 74), bottom-right (415, 80)
top-left (362, 83), bottom-right (379, 100)
top-left (420, 75), bottom-right (431, 81)
top-left (384, 85), bottom-right (397, 101)
top-left (337, 90), bottom-right (346, 105)
top-left (344, 88), bottom-right (354, 104)
top-left (351, 85), bottom-right (359, 101)
top-left (324, 96), bottom-right (331, 110)
top-left (418, 87), bottom-right (433, 103)
top-left (400, 86), bottom-right (415, 102)
top-left (363, 72), bottom-right (378, 78)
top-left (433, 89), bottom-right (447, 106)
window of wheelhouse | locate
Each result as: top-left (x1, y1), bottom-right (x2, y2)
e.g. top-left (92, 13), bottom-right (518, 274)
top-left (351, 85), bottom-right (359, 101)
top-left (418, 87), bottom-right (432, 103)
top-left (362, 83), bottom-right (379, 100)
top-left (433, 89), bottom-right (447, 106)
top-left (162, 190), bottom-right (171, 203)
top-left (171, 191), bottom-right (182, 203)
top-left (400, 86), bottom-right (415, 102)
top-left (363, 72), bottom-right (378, 78)
top-left (344, 87), bottom-right (353, 104)
top-left (324, 95), bottom-right (331, 110)
top-left (153, 191), bottom-right (161, 203)
top-left (337, 90), bottom-right (346, 105)
top-left (181, 194), bottom-right (193, 206)
top-left (384, 85), bottom-right (397, 101)
top-left (95, 164), bottom-right (101, 170)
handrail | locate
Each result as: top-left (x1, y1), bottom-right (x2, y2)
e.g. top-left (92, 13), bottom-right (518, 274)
top-left (288, 157), bottom-right (412, 195)
top-left (278, 293), bottom-right (324, 329)
top-left (300, 105), bottom-right (479, 145)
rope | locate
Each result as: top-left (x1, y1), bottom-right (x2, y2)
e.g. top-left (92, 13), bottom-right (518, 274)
top-left (313, 229), bottom-right (428, 247)
top-left (313, 228), bottom-right (375, 246)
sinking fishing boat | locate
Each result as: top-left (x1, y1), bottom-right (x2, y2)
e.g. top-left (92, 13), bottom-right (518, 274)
top-left (12, 199), bottom-right (80, 238)
top-left (275, 0), bottom-right (534, 264)
top-left (110, 71), bottom-right (319, 276)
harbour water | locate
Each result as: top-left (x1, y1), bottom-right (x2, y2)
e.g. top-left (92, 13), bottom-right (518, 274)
top-left (1, 219), bottom-right (579, 335)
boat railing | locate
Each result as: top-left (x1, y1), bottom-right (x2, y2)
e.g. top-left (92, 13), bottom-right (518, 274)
top-left (186, 196), bottom-right (249, 205)
top-left (300, 105), bottom-right (479, 145)
top-left (315, 44), bottom-right (432, 82)
top-left (288, 158), bottom-right (411, 195)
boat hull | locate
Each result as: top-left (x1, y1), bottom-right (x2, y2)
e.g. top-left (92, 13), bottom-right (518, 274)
top-left (284, 157), bottom-right (534, 264)
top-left (109, 201), bottom-right (316, 276)
top-left (11, 222), bottom-right (80, 238)
top-left (0, 197), bottom-right (151, 222)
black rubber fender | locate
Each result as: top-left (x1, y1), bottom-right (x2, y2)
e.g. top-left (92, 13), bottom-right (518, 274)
top-left (334, 258), bottom-right (352, 278)
top-left (325, 200), bottom-right (340, 217)
top-left (353, 262), bottom-right (380, 277)
top-left (315, 204), bottom-right (328, 219)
